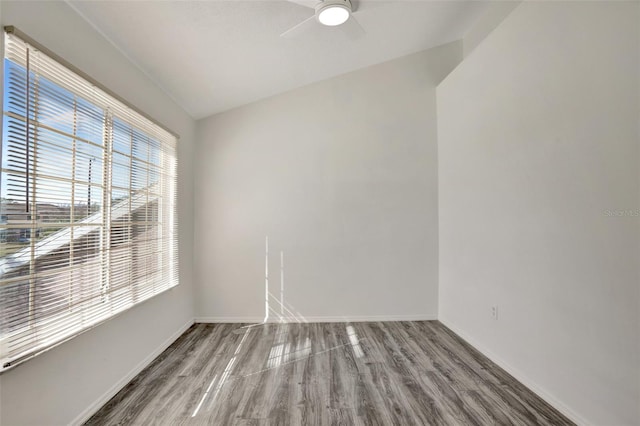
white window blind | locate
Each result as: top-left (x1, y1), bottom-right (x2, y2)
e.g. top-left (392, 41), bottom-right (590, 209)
top-left (0, 30), bottom-right (178, 371)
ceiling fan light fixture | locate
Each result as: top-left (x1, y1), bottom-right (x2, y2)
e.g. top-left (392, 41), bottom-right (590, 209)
top-left (317, 4), bottom-right (350, 26)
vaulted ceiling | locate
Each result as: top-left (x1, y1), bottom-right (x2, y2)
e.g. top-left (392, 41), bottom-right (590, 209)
top-left (69, 1), bottom-right (489, 119)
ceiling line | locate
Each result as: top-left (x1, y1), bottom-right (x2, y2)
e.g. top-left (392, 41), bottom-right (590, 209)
top-left (63, 0), bottom-right (197, 119)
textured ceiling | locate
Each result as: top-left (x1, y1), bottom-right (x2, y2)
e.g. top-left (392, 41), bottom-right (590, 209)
top-left (69, 1), bottom-right (489, 119)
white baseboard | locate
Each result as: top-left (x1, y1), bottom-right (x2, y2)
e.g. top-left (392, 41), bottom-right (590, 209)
top-left (195, 314), bottom-right (437, 323)
top-left (70, 318), bottom-right (195, 426)
top-left (439, 317), bottom-right (590, 426)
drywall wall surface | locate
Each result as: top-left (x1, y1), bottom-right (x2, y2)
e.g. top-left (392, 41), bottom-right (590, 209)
top-left (0, 2), bottom-right (196, 425)
top-left (638, 4), bottom-right (640, 424)
top-left (462, 0), bottom-right (521, 58)
top-left (438, 2), bottom-right (639, 425)
top-left (637, 3), bottom-right (640, 424)
top-left (194, 42), bottom-right (462, 322)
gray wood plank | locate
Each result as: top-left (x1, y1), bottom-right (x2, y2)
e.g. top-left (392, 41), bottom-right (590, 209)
top-left (86, 321), bottom-right (574, 426)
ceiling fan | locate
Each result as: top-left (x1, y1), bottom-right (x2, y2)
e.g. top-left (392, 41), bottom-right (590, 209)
top-left (280, 0), bottom-right (366, 40)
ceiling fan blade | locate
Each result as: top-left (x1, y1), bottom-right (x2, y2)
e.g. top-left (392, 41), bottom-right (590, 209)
top-left (280, 15), bottom-right (317, 38)
top-left (285, 0), bottom-right (317, 9)
top-left (340, 15), bottom-right (365, 40)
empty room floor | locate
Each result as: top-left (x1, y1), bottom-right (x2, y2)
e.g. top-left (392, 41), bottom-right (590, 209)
top-left (86, 321), bottom-right (573, 425)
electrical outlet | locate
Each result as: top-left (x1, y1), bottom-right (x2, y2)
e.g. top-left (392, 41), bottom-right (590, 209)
top-left (491, 305), bottom-right (499, 320)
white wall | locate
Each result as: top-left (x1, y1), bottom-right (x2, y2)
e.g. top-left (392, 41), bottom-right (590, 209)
top-left (0, 2), bottom-right (196, 425)
top-left (194, 43), bottom-right (461, 322)
top-left (438, 2), bottom-right (639, 425)
top-left (462, 0), bottom-right (520, 58)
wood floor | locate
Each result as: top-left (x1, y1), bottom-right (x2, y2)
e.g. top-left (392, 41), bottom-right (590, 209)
top-left (86, 321), bottom-right (573, 425)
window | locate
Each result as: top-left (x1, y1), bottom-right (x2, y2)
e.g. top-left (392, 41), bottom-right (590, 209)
top-left (0, 29), bottom-right (178, 371)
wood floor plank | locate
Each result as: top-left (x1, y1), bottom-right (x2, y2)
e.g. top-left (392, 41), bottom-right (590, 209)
top-left (86, 321), bottom-right (574, 426)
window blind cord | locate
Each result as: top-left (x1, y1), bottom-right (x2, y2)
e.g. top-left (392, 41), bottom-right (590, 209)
top-left (25, 46), bottom-right (30, 213)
